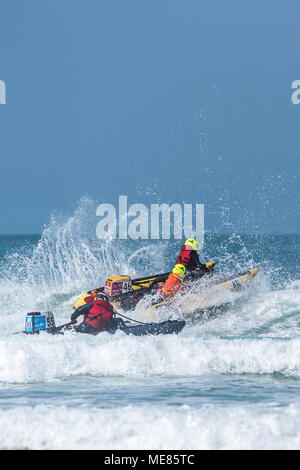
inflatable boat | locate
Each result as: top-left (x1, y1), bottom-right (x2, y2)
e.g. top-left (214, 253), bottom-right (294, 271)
top-left (73, 261), bottom-right (217, 311)
top-left (23, 312), bottom-right (186, 337)
top-left (73, 262), bottom-right (259, 318)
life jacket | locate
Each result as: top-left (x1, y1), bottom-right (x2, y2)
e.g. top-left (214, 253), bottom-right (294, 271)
top-left (176, 245), bottom-right (200, 270)
top-left (159, 272), bottom-right (183, 299)
top-left (83, 299), bottom-right (114, 331)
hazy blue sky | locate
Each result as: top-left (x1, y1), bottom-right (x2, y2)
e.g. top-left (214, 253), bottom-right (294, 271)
top-left (0, 0), bottom-right (299, 234)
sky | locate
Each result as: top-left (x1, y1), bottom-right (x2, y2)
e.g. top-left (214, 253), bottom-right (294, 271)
top-left (0, 0), bottom-right (299, 234)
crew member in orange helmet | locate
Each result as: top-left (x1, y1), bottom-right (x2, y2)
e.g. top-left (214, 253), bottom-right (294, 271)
top-left (158, 264), bottom-right (186, 299)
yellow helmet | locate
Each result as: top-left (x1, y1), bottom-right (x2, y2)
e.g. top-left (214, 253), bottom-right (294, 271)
top-left (172, 264), bottom-right (186, 277)
top-left (184, 238), bottom-right (199, 252)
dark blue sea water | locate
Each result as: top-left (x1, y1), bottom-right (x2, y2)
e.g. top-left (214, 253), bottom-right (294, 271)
top-left (0, 207), bottom-right (300, 449)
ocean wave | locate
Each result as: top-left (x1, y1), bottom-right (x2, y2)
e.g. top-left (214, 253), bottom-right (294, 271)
top-left (1, 402), bottom-right (300, 449)
top-left (1, 326), bottom-right (300, 383)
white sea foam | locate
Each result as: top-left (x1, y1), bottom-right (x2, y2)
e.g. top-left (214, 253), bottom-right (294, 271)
top-left (1, 402), bottom-right (300, 450)
top-left (1, 322), bottom-right (300, 384)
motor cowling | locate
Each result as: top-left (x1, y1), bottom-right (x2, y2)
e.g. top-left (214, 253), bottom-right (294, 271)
top-left (25, 312), bottom-right (56, 334)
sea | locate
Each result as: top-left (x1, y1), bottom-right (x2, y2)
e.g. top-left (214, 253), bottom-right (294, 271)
top-left (0, 204), bottom-right (300, 450)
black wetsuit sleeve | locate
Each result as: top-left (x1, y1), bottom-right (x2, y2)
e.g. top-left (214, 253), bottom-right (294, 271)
top-left (191, 251), bottom-right (201, 267)
top-left (190, 251), bottom-right (208, 270)
top-left (71, 303), bottom-right (92, 322)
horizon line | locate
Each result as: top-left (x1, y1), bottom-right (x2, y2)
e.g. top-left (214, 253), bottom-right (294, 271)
top-left (0, 232), bottom-right (300, 237)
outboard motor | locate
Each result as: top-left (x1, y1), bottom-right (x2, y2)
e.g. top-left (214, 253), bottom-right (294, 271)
top-left (25, 312), bottom-right (56, 334)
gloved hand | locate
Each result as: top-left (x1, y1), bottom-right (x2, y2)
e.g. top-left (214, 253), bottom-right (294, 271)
top-left (195, 265), bottom-right (211, 274)
top-left (70, 313), bottom-right (78, 323)
top-left (204, 266), bottom-right (212, 273)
